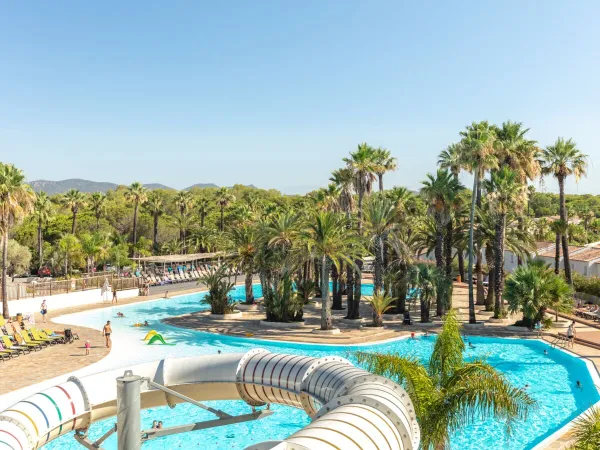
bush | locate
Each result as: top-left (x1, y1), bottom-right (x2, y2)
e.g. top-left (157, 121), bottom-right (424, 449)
top-left (571, 272), bottom-right (600, 298)
top-left (199, 265), bottom-right (237, 315)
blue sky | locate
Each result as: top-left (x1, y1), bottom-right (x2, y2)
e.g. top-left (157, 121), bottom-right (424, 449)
top-left (1, 1), bottom-right (598, 194)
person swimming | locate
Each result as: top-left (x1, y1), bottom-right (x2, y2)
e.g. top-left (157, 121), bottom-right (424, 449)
top-left (143, 320), bottom-right (149, 326)
top-left (117, 312), bottom-right (125, 318)
top-left (576, 380), bottom-right (582, 389)
top-left (468, 342), bottom-right (475, 349)
top-left (544, 349), bottom-right (548, 355)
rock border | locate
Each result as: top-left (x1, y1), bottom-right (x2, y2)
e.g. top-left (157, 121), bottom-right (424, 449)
top-left (260, 320), bottom-right (305, 329)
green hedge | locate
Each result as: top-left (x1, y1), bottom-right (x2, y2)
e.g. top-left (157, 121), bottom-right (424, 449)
top-left (571, 272), bottom-right (600, 298)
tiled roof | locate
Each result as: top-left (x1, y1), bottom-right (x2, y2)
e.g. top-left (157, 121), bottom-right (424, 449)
top-left (570, 248), bottom-right (600, 262)
top-left (538, 245), bottom-right (584, 258)
top-left (535, 241), bottom-right (554, 251)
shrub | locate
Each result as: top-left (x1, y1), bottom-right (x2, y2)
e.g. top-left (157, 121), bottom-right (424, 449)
top-left (199, 265), bottom-right (237, 315)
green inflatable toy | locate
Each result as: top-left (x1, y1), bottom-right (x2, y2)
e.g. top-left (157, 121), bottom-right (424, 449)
top-left (146, 333), bottom-right (175, 345)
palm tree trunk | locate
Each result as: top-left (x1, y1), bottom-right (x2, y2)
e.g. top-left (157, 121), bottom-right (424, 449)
top-left (2, 233), bottom-right (9, 319)
top-left (331, 263), bottom-right (343, 310)
top-left (445, 219), bottom-right (453, 276)
top-left (321, 256), bottom-right (332, 330)
top-left (435, 214), bottom-right (445, 316)
top-left (475, 181), bottom-right (485, 306)
top-left (153, 213), bottom-right (159, 255)
top-left (353, 265), bottom-right (362, 320)
top-left (396, 261), bottom-right (408, 314)
top-left (421, 293), bottom-right (430, 323)
top-left (220, 207), bottom-right (225, 232)
top-left (559, 176), bottom-right (572, 283)
top-left (378, 173), bottom-right (384, 192)
top-left (457, 250), bottom-right (465, 282)
top-left (71, 211), bottom-right (77, 234)
top-left (244, 267), bottom-right (254, 305)
top-left (485, 244), bottom-right (495, 311)
top-left (345, 261), bottom-right (354, 318)
top-left (374, 235), bottom-right (383, 294)
top-left (96, 214), bottom-right (100, 231)
top-left (467, 173), bottom-right (478, 324)
top-left (132, 202), bottom-right (139, 246)
top-left (494, 214), bottom-right (506, 318)
top-left (200, 213), bottom-right (205, 228)
top-left (554, 232), bottom-right (561, 274)
top-left (38, 219), bottom-right (43, 269)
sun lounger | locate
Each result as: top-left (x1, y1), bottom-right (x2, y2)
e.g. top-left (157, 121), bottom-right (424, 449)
top-left (35, 329), bottom-right (65, 344)
top-left (13, 332), bottom-right (43, 351)
top-left (0, 342), bottom-right (20, 357)
top-left (20, 331), bottom-right (49, 347)
top-left (1, 335), bottom-right (30, 354)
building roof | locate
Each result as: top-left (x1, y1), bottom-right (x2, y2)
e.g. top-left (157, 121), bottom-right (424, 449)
top-left (535, 241), bottom-right (554, 251)
top-left (569, 247), bottom-right (600, 262)
top-left (538, 245), bottom-right (585, 258)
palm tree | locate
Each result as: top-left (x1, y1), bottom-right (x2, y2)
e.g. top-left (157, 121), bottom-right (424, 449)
top-left (174, 190), bottom-right (194, 247)
top-left (408, 263), bottom-right (441, 323)
top-left (421, 169), bottom-right (463, 316)
top-left (125, 182), bottom-right (148, 249)
top-left (368, 293), bottom-right (395, 327)
top-left (505, 260), bottom-right (573, 327)
top-left (56, 233), bottom-right (82, 277)
top-left (330, 167), bottom-right (356, 315)
top-left (459, 121), bottom-right (498, 323)
top-left (486, 167), bottom-right (527, 318)
top-left (568, 406), bottom-right (600, 449)
top-left (355, 310), bottom-right (536, 449)
top-left (33, 191), bottom-right (53, 269)
top-left (344, 143), bottom-right (378, 318)
top-left (227, 225), bottom-right (258, 304)
top-left (80, 233), bottom-right (101, 273)
top-left (550, 219), bottom-right (567, 274)
top-left (145, 191), bottom-right (163, 254)
top-left (540, 138), bottom-right (588, 284)
top-left (304, 211), bottom-right (361, 330)
top-left (364, 196), bottom-right (397, 294)
top-left (196, 197), bottom-right (211, 228)
top-left (534, 217), bottom-right (550, 241)
top-left (215, 187), bottom-right (236, 232)
top-left (62, 189), bottom-right (86, 234)
top-left (373, 147), bottom-right (397, 191)
top-left (89, 192), bottom-right (107, 231)
top-left (0, 163), bottom-right (35, 318)
top-left (438, 143), bottom-right (463, 182)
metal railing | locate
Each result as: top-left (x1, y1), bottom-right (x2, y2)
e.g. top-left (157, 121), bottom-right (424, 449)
top-left (4, 274), bottom-right (141, 301)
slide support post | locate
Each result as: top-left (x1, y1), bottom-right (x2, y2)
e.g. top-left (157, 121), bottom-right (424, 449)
top-left (117, 370), bottom-right (142, 450)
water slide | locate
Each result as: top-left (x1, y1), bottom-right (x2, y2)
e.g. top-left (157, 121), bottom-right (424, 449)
top-left (0, 349), bottom-right (420, 450)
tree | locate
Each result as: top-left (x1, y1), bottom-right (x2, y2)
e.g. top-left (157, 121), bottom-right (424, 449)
top-left (56, 234), bottom-right (82, 276)
top-left (62, 189), bottom-right (86, 234)
top-left (540, 138), bottom-right (588, 284)
top-left (304, 212), bottom-right (360, 330)
top-left (373, 147), bottom-right (397, 191)
top-left (215, 187), bottom-right (236, 232)
top-left (145, 191), bottom-right (163, 254)
top-left (485, 167), bottom-right (527, 318)
top-left (550, 219), bottom-right (567, 274)
top-left (355, 310), bottom-right (535, 449)
top-left (364, 195), bottom-right (397, 294)
top-left (569, 406), bottom-right (600, 450)
top-left (196, 197), bottom-right (211, 228)
top-left (33, 191), bottom-right (53, 269)
top-left (438, 143), bottom-right (462, 182)
top-left (504, 260), bottom-right (573, 327)
top-left (199, 265), bottom-right (236, 315)
top-left (421, 169), bottom-right (463, 316)
top-left (7, 239), bottom-right (32, 280)
top-left (368, 292), bottom-right (395, 327)
top-left (125, 182), bottom-right (148, 251)
top-left (344, 143), bottom-right (378, 318)
top-left (408, 263), bottom-right (441, 323)
top-left (227, 225), bottom-right (258, 305)
top-left (459, 121), bottom-right (498, 323)
top-left (0, 163), bottom-right (35, 318)
top-left (80, 233), bottom-right (101, 273)
top-left (89, 192), bottom-right (107, 231)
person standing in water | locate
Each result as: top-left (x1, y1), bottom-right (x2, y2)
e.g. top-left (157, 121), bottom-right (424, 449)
top-left (112, 284), bottom-right (118, 303)
top-left (103, 321), bottom-right (112, 348)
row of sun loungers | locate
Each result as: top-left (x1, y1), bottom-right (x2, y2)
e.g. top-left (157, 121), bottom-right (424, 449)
top-left (0, 317), bottom-right (74, 361)
top-left (137, 264), bottom-right (235, 286)
top-left (575, 307), bottom-right (600, 322)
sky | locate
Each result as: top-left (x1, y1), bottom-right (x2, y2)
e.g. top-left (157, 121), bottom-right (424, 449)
top-left (1, 1), bottom-right (599, 195)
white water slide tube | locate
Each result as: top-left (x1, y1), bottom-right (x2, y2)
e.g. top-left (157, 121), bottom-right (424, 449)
top-left (0, 349), bottom-right (420, 450)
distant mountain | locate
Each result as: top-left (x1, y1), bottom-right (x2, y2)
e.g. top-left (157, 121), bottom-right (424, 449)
top-left (29, 179), bottom-right (120, 194)
top-left (29, 179), bottom-right (258, 194)
top-left (184, 183), bottom-right (219, 190)
top-left (28, 179), bottom-right (176, 194)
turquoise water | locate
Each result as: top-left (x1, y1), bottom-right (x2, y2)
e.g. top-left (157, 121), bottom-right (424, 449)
top-left (43, 284), bottom-right (599, 450)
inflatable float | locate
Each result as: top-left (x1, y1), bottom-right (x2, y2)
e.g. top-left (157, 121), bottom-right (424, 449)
top-left (0, 349), bottom-right (420, 450)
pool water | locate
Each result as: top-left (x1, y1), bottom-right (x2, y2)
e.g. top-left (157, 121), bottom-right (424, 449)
top-left (44, 284), bottom-right (599, 450)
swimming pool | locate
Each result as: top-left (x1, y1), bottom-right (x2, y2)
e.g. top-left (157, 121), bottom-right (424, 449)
top-left (42, 284), bottom-right (599, 450)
